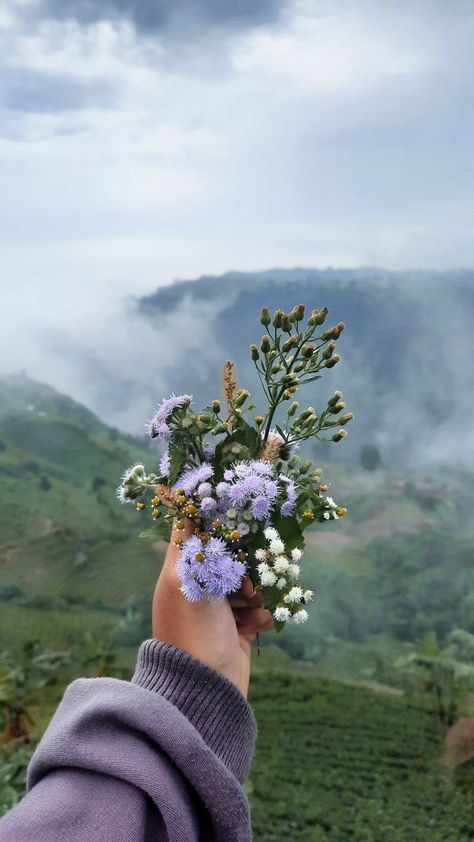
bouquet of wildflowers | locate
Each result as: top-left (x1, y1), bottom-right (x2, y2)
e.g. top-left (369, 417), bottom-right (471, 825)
top-left (117, 304), bottom-right (354, 629)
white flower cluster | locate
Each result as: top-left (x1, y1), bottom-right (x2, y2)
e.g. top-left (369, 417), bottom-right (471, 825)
top-left (255, 527), bottom-right (314, 625)
top-left (322, 496), bottom-right (340, 520)
top-left (116, 463), bottom-right (156, 503)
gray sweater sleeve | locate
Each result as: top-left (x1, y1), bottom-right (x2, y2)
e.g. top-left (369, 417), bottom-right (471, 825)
top-left (0, 640), bottom-right (257, 842)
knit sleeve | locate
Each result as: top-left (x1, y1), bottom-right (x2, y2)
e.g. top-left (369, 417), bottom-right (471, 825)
top-left (0, 640), bottom-right (257, 842)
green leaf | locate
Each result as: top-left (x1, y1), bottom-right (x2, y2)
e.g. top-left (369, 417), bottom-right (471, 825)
top-left (168, 446), bottom-right (187, 485)
top-left (139, 520), bottom-right (172, 542)
top-left (271, 514), bottom-right (304, 553)
top-left (274, 620), bottom-right (286, 633)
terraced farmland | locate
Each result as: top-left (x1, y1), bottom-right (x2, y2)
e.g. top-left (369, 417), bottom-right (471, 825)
top-left (249, 672), bottom-right (474, 841)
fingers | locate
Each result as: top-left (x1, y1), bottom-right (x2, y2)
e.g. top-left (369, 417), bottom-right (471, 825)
top-left (233, 605), bottom-right (275, 635)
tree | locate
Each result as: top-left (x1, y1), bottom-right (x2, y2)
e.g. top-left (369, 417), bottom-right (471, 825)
top-left (360, 443), bottom-right (382, 471)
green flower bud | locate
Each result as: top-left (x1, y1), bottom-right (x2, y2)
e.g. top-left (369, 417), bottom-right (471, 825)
top-left (273, 309), bottom-right (284, 328)
top-left (272, 363), bottom-right (284, 374)
top-left (250, 344), bottom-right (260, 361)
top-left (294, 303), bottom-right (306, 322)
top-left (325, 355), bottom-right (340, 368)
top-left (282, 335), bottom-right (298, 352)
top-left (328, 401), bottom-right (347, 414)
top-left (300, 406), bottom-right (316, 420)
top-left (299, 459), bottom-right (313, 474)
top-left (302, 413), bottom-right (318, 429)
top-left (281, 314), bottom-right (292, 333)
top-left (294, 361), bottom-right (305, 373)
top-left (212, 422), bottom-right (228, 436)
top-left (302, 343), bottom-right (316, 358)
top-left (288, 401), bottom-right (299, 416)
top-left (281, 373), bottom-right (299, 385)
top-left (328, 391), bottom-right (343, 407)
top-left (212, 399), bottom-right (221, 414)
top-left (332, 429), bottom-right (348, 442)
top-left (198, 415), bottom-right (212, 425)
top-left (288, 455), bottom-right (300, 469)
top-left (235, 389), bottom-right (250, 407)
top-left (261, 335), bottom-right (271, 354)
top-left (260, 307), bottom-right (271, 326)
top-left (322, 342), bottom-right (336, 360)
top-left (338, 412), bottom-right (354, 425)
top-left (321, 328), bottom-right (337, 342)
top-left (309, 307), bottom-right (329, 326)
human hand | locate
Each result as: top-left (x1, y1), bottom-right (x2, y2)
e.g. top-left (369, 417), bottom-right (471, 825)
top-left (152, 520), bottom-right (274, 698)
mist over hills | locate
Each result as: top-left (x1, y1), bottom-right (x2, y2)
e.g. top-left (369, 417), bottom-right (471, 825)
top-left (5, 267), bottom-right (474, 470)
top-left (136, 267), bottom-right (474, 469)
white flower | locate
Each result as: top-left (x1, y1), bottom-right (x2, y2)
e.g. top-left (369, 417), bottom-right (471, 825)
top-left (269, 538), bottom-right (285, 555)
top-left (292, 608), bottom-right (308, 624)
top-left (255, 548), bottom-right (267, 562)
top-left (303, 589), bottom-right (314, 603)
top-left (291, 547), bottom-right (303, 561)
top-left (323, 512), bottom-right (330, 520)
top-left (261, 570), bottom-right (277, 586)
top-left (333, 512), bottom-right (339, 519)
top-left (276, 576), bottom-right (287, 589)
top-left (264, 526), bottom-right (279, 541)
top-left (274, 606), bottom-right (291, 622)
top-left (284, 586), bottom-right (304, 604)
top-left (287, 563), bottom-right (300, 579)
top-left (274, 555), bottom-right (289, 573)
top-left (257, 561), bottom-right (270, 576)
top-left (325, 496), bottom-right (337, 508)
top-left (237, 522), bottom-right (250, 536)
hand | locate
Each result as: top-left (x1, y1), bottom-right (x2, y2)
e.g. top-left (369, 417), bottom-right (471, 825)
top-left (152, 520), bottom-right (274, 698)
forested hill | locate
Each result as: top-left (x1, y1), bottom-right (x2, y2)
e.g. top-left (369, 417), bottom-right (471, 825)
top-left (136, 268), bottom-right (474, 469)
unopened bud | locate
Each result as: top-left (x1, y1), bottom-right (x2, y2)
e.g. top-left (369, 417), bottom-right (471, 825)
top-left (300, 406), bottom-right (315, 420)
top-left (303, 343), bottom-right (316, 358)
top-left (282, 389), bottom-right (293, 400)
top-left (294, 361), bottom-right (305, 373)
top-left (250, 344), bottom-right (260, 361)
top-left (322, 342), bottom-right (336, 360)
top-left (212, 400), bottom-right (221, 414)
top-left (299, 459), bottom-right (313, 474)
top-left (313, 307), bottom-right (329, 326)
top-left (302, 413), bottom-right (317, 428)
top-left (338, 412), bottom-right (354, 425)
top-left (272, 364), bottom-right (284, 374)
top-left (335, 321), bottom-right (345, 337)
top-left (199, 415), bottom-right (211, 425)
top-left (288, 401), bottom-right (299, 416)
top-left (273, 309), bottom-right (284, 328)
top-left (235, 389), bottom-right (250, 407)
top-left (328, 391), bottom-right (343, 407)
top-left (325, 355), bottom-right (340, 368)
top-left (332, 429), bottom-right (348, 442)
top-left (294, 303), bottom-right (306, 322)
top-left (281, 314), bottom-right (292, 333)
top-left (261, 335), bottom-right (271, 354)
top-left (288, 455), bottom-right (300, 469)
top-left (260, 307), bottom-right (271, 326)
top-left (212, 422), bottom-right (228, 436)
top-left (282, 335), bottom-right (298, 352)
top-left (254, 415), bottom-right (265, 425)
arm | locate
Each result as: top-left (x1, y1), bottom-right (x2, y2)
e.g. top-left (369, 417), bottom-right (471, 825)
top-left (0, 522), bottom-right (273, 841)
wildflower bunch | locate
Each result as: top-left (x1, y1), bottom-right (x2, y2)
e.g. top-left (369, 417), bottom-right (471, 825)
top-left (117, 303), bottom-right (354, 630)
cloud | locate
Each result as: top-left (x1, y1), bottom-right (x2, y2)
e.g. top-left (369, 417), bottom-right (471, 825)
top-left (39, 0), bottom-right (285, 34)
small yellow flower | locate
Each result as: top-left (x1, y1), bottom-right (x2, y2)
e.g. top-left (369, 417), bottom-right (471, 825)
top-left (230, 530), bottom-right (241, 541)
top-left (151, 496), bottom-right (161, 506)
top-left (212, 519), bottom-right (222, 529)
top-left (136, 502), bottom-right (146, 510)
top-left (173, 537), bottom-right (183, 547)
top-left (255, 415), bottom-right (265, 425)
top-left (151, 509), bottom-right (161, 519)
top-left (176, 519), bottom-right (186, 530)
top-left (176, 495), bottom-right (186, 505)
top-left (336, 506), bottom-right (347, 517)
top-left (195, 551), bottom-right (205, 562)
top-left (303, 509), bottom-right (314, 521)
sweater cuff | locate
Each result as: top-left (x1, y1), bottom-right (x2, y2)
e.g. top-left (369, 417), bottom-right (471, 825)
top-left (131, 639), bottom-right (257, 783)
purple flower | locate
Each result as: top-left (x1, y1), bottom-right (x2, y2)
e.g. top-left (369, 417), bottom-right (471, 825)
top-left (216, 481), bottom-right (231, 497)
top-left (147, 393), bottom-right (192, 439)
top-left (159, 451), bottom-right (170, 478)
top-left (200, 496), bottom-right (217, 513)
top-left (251, 496), bottom-right (271, 520)
top-left (175, 463), bottom-right (214, 495)
top-left (243, 475), bottom-right (265, 494)
top-left (280, 475), bottom-right (297, 517)
top-left (265, 480), bottom-right (279, 499)
top-left (197, 482), bottom-right (212, 498)
top-left (228, 483), bottom-right (248, 507)
top-left (177, 535), bottom-right (246, 601)
top-left (224, 469), bottom-right (235, 481)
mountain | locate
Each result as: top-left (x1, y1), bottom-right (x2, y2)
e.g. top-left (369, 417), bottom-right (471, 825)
top-left (136, 267), bottom-right (474, 469)
top-left (1, 373), bottom-right (473, 663)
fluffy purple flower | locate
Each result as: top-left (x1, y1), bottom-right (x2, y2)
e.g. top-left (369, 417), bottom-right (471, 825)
top-left (177, 535), bottom-right (245, 601)
top-left (243, 475), bottom-right (265, 494)
top-left (228, 483), bottom-right (248, 507)
top-left (200, 496), bottom-right (217, 513)
top-left (216, 481), bottom-right (231, 497)
top-left (224, 469), bottom-right (235, 481)
top-left (147, 393), bottom-right (192, 440)
top-left (265, 480), bottom-right (279, 499)
top-left (280, 475), bottom-right (297, 517)
top-left (251, 496), bottom-right (271, 520)
top-left (159, 451), bottom-right (170, 478)
top-left (175, 463), bottom-right (214, 495)
top-left (197, 482), bottom-right (212, 498)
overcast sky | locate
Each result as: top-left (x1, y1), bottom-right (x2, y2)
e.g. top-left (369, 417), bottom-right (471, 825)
top-left (1, 0), bottom-right (474, 417)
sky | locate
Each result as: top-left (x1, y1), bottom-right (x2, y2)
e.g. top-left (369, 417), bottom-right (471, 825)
top-left (1, 0), bottom-right (474, 431)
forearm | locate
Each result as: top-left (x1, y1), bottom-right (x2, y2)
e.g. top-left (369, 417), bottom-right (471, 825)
top-left (0, 640), bottom-right (257, 842)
